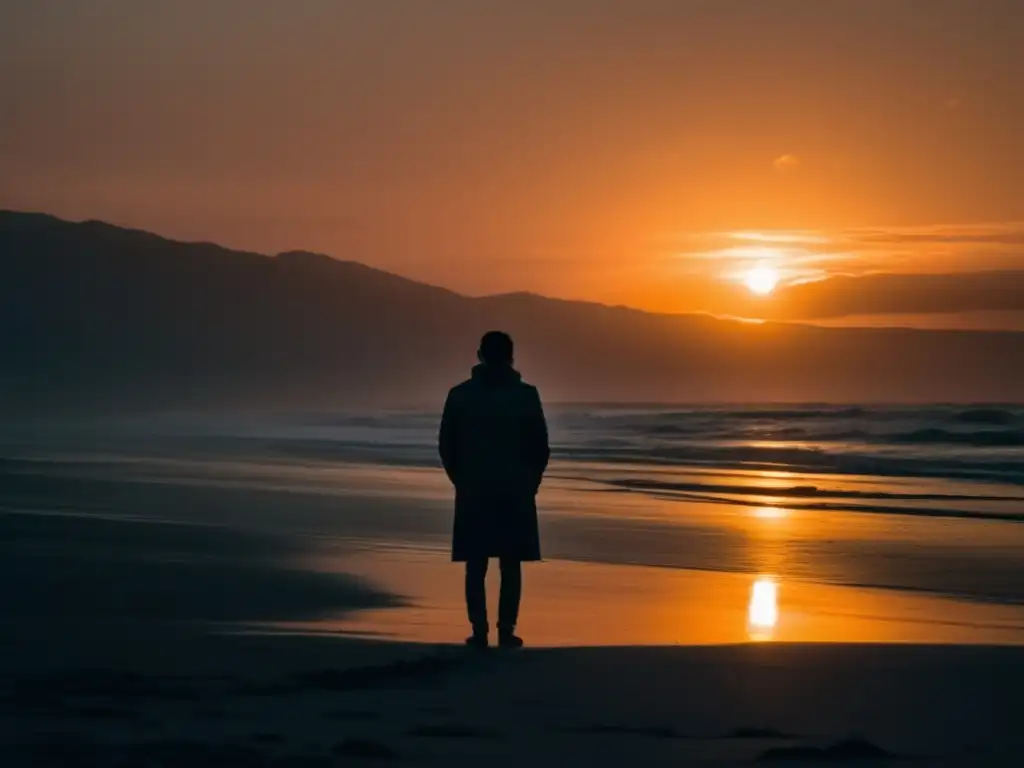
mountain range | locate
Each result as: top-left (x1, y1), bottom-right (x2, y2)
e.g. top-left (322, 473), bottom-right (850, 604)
top-left (1, 210), bottom-right (1021, 411)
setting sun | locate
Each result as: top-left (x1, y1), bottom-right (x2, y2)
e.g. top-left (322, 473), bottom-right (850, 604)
top-left (745, 266), bottom-right (779, 296)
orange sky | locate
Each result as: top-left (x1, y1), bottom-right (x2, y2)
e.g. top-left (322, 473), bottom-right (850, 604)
top-left (2, 1), bottom-right (1022, 324)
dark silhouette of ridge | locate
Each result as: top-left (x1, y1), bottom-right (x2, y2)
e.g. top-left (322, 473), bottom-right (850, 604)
top-left (2, 209), bottom-right (1023, 413)
top-left (762, 270), bottom-right (1024, 319)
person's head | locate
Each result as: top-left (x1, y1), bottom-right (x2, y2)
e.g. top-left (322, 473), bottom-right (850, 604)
top-left (477, 331), bottom-right (514, 366)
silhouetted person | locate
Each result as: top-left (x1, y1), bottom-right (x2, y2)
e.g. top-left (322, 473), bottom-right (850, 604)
top-left (438, 331), bottom-right (550, 649)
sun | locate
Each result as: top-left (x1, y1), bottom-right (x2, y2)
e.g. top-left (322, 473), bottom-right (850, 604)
top-left (745, 265), bottom-right (779, 296)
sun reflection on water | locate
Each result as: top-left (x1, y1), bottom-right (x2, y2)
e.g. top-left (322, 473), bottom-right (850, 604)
top-left (752, 506), bottom-right (788, 520)
top-left (747, 576), bottom-right (779, 641)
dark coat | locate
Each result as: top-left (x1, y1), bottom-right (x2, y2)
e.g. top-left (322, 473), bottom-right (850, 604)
top-left (438, 364), bottom-right (550, 562)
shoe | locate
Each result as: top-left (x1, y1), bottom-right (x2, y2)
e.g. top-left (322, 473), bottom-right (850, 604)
top-left (498, 632), bottom-right (524, 649)
top-left (465, 631), bottom-right (489, 650)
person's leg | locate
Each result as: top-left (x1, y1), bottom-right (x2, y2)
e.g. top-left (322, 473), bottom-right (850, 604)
top-left (497, 558), bottom-right (522, 644)
top-left (464, 558), bottom-right (489, 640)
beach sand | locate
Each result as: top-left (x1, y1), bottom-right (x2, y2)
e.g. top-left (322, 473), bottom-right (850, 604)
top-left (3, 452), bottom-right (1024, 764)
top-left (2, 620), bottom-right (1023, 766)
top-left (3, 550), bottom-right (1024, 766)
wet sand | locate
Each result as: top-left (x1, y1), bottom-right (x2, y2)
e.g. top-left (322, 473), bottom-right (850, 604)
top-left (286, 546), bottom-right (1024, 648)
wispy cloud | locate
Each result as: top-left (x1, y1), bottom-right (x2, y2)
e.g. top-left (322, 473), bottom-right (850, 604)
top-left (729, 231), bottom-right (830, 245)
top-left (846, 223), bottom-right (1024, 247)
top-left (772, 154), bottom-right (802, 174)
top-left (668, 223), bottom-right (1024, 290)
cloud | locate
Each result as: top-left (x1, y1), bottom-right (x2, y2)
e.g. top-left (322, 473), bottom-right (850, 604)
top-left (664, 222), bottom-right (1024, 320)
top-left (729, 231), bottom-right (829, 245)
top-left (772, 154), bottom-right (801, 174)
top-left (669, 223), bottom-right (1024, 267)
top-left (844, 224), bottom-right (1024, 247)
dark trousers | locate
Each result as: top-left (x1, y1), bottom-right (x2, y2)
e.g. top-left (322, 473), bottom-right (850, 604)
top-left (465, 558), bottom-right (521, 634)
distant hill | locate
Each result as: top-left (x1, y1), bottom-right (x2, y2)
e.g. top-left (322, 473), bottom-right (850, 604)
top-left (763, 270), bottom-right (1024, 320)
top-left (2, 210), bottom-right (1022, 411)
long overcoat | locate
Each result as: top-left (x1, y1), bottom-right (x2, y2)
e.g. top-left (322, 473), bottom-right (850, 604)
top-left (438, 364), bottom-right (550, 562)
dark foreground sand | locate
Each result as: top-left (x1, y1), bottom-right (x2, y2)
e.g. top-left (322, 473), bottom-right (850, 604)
top-left (2, 621), bottom-right (1022, 766)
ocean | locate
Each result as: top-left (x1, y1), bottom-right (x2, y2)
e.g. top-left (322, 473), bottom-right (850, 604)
top-left (6, 404), bottom-right (1023, 615)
